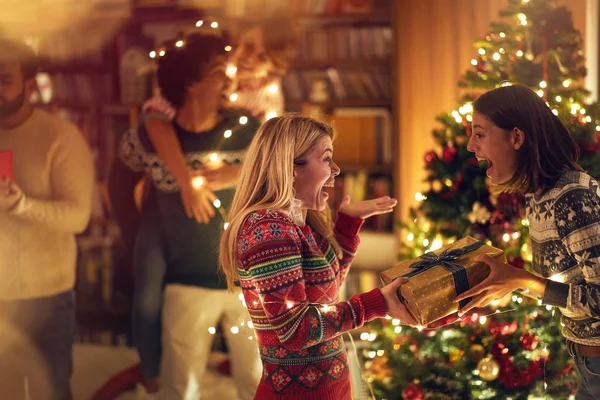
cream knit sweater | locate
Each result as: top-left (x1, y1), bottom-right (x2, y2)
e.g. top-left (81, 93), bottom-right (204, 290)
top-left (0, 109), bottom-right (94, 300)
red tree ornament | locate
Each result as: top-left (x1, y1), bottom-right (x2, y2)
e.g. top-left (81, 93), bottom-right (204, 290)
top-left (424, 150), bottom-right (438, 165)
top-left (402, 383), bottom-right (424, 400)
top-left (442, 146), bottom-right (457, 162)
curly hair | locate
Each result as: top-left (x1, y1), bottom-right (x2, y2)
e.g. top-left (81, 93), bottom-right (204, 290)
top-left (156, 33), bottom-right (228, 108)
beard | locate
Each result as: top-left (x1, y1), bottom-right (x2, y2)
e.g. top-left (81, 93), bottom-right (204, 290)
top-left (0, 89), bottom-right (26, 118)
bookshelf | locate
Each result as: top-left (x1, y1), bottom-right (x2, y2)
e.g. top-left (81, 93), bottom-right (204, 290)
top-left (30, 0), bottom-right (216, 345)
top-left (28, 0), bottom-right (398, 339)
top-left (32, 34), bottom-right (133, 342)
top-left (276, 1), bottom-right (397, 300)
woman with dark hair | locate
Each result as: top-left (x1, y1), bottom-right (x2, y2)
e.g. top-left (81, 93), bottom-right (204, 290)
top-left (456, 83), bottom-right (600, 399)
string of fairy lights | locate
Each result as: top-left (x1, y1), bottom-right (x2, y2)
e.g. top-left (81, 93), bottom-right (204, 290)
top-left (137, 1), bottom-right (576, 396)
top-left (392, 1), bottom-right (582, 395)
top-left (143, 19), bottom-right (283, 231)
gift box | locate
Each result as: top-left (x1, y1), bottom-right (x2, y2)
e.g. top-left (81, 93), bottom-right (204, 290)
top-left (380, 236), bottom-right (506, 326)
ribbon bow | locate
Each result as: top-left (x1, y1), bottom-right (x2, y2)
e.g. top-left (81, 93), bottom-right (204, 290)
top-left (403, 241), bottom-right (484, 308)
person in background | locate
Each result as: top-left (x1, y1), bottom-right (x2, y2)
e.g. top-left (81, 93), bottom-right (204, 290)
top-left (0, 38), bottom-right (94, 399)
top-left (112, 32), bottom-right (262, 399)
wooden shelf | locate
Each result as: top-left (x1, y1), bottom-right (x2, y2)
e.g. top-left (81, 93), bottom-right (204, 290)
top-left (285, 98), bottom-right (392, 109)
top-left (37, 101), bottom-right (96, 111)
top-left (299, 11), bottom-right (391, 26)
top-left (223, 10), bottom-right (391, 27)
top-left (129, 4), bottom-right (205, 24)
top-left (289, 58), bottom-right (390, 71)
top-left (36, 102), bottom-right (130, 114)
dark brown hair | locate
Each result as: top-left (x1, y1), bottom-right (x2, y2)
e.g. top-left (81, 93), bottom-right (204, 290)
top-left (473, 83), bottom-right (582, 193)
top-left (156, 33), bottom-right (227, 108)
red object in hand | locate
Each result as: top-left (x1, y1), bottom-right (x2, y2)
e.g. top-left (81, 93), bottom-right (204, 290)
top-left (0, 151), bottom-right (13, 180)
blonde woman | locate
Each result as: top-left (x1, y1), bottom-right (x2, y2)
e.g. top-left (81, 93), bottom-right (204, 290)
top-left (219, 115), bottom-right (416, 399)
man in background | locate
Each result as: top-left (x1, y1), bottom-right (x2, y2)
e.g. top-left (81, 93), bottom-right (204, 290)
top-left (0, 38), bottom-right (94, 399)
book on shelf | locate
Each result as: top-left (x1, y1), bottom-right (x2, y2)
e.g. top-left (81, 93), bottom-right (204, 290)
top-left (289, 0), bottom-right (391, 15)
top-left (298, 26), bottom-right (392, 61)
top-left (330, 107), bottom-right (392, 165)
top-left (282, 69), bottom-right (392, 106)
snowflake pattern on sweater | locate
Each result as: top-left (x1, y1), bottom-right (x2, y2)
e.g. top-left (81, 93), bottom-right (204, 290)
top-left (236, 209), bottom-right (388, 399)
top-left (526, 170), bottom-right (600, 344)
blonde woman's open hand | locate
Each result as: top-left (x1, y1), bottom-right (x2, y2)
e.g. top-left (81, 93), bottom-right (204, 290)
top-left (338, 195), bottom-right (397, 219)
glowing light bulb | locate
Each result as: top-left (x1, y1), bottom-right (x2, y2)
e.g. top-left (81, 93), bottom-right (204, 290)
top-left (175, 40), bottom-right (184, 47)
top-left (230, 326), bottom-right (239, 334)
top-left (208, 327), bottom-right (216, 334)
top-left (192, 176), bottom-right (204, 188)
top-left (224, 45), bottom-right (232, 52)
top-left (239, 116), bottom-right (248, 125)
top-left (213, 199), bottom-right (222, 208)
top-left (224, 129), bottom-right (232, 138)
top-left (226, 65), bottom-right (237, 77)
top-left (211, 21), bottom-right (219, 28)
top-left (196, 20), bottom-right (204, 27)
top-left (149, 51), bottom-right (156, 58)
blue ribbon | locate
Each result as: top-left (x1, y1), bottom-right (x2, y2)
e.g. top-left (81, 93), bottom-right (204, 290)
top-left (402, 241), bottom-right (484, 309)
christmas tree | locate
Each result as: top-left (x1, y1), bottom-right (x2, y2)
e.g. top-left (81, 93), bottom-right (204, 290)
top-left (363, 0), bottom-right (600, 398)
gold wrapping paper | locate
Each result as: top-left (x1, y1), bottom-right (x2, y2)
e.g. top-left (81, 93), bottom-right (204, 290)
top-left (380, 236), bottom-right (506, 326)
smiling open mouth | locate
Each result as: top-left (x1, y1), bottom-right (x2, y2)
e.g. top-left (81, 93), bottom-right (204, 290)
top-left (477, 157), bottom-right (493, 175)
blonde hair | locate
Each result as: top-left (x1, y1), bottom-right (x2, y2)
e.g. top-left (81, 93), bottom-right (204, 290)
top-left (219, 114), bottom-right (342, 289)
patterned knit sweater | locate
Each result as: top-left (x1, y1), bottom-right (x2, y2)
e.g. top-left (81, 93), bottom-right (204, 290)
top-left (527, 170), bottom-right (600, 345)
top-left (237, 209), bottom-right (388, 400)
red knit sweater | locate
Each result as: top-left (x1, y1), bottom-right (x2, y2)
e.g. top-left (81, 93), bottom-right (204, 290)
top-left (237, 209), bottom-right (388, 400)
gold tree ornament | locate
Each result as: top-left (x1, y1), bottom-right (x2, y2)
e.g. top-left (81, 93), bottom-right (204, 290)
top-left (477, 357), bottom-right (500, 381)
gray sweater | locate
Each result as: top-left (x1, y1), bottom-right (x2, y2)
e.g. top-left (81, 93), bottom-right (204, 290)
top-left (527, 170), bottom-right (600, 345)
